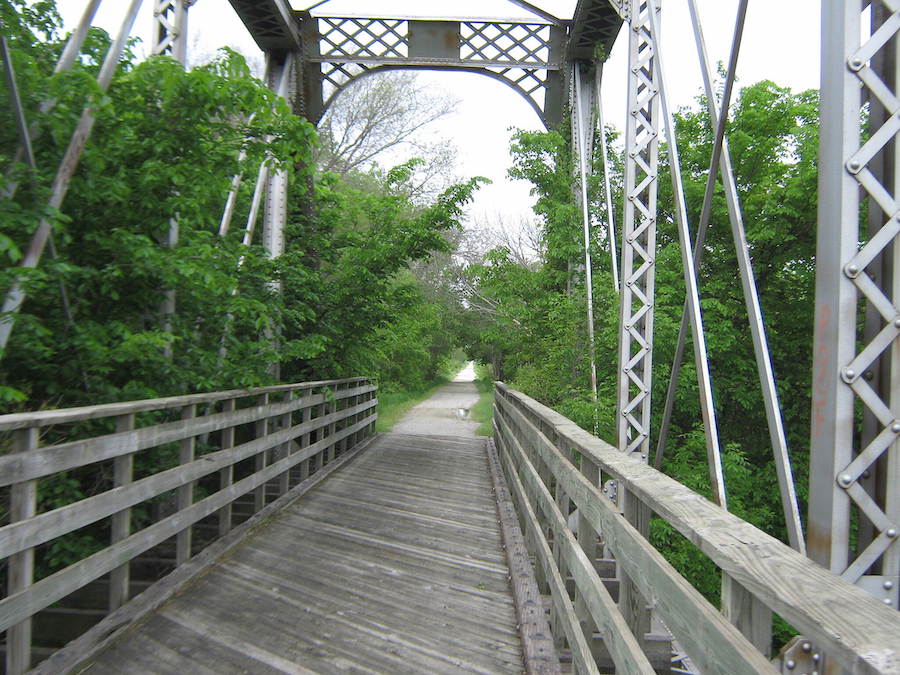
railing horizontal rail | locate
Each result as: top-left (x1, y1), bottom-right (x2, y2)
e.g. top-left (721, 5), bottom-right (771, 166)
top-left (0, 399), bottom-right (377, 559)
top-left (0, 384), bottom-right (375, 486)
top-left (0, 377), bottom-right (378, 674)
top-left (494, 382), bottom-right (900, 675)
top-left (0, 377), bottom-right (370, 430)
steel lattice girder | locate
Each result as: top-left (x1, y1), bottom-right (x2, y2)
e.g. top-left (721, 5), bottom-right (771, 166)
top-left (616, 0), bottom-right (659, 462)
top-left (226, 0), bottom-right (623, 129)
top-left (811, 0), bottom-right (900, 608)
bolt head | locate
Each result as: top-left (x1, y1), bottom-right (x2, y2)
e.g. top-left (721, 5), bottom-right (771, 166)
top-left (849, 56), bottom-right (864, 70)
top-left (841, 367), bottom-right (857, 383)
top-left (785, 659), bottom-right (796, 670)
top-left (892, 422), bottom-right (900, 433)
top-left (884, 598), bottom-right (892, 605)
top-left (848, 159), bottom-right (862, 172)
top-left (845, 263), bottom-right (860, 277)
top-left (837, 473), bottom-right (854, 488)
top-left (887, 527), bottom-right (898, 538)
top-left (802, 642), bottom-right (812, 653)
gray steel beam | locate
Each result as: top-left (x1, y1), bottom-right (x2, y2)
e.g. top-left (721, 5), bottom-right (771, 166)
top-left (810, 0), bottom-right (900, 610)
top-left (227, 0), bottom-right (302, 53)
top-left (566, 0), bottom-right (624, 61)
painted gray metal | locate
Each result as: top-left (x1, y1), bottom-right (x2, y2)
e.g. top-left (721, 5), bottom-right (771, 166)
top-left (616, 0), bottom-right (659, 462)
top-left (810, 0), bottom-right (900, 609)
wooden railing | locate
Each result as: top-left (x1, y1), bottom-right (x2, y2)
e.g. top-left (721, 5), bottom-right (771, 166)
top-left (494, 382), bottom-right (900, 675)
top-left (0, 377), bottom-right (377, 674)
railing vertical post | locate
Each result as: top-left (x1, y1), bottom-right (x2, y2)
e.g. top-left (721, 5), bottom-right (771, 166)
top-left (278, 390), bottom-right (292, 495)
top-left (327, 387), bottom-right (338, 462)
top-left (218, 398), bottom-right (236, 537)
top-left (620, 489), bottom-right (651, 650)
top-left (576, 455), bottom-right (600, 651)
top-left (721, 574), bottom-right (772, 658)
top-left (110, 413), bottom-right (135, 610)
top-left (300, 391), bottom-right (312, 481)
top-left (7, 427), bottom-right (37, 675)
top-left (254, 393), bottom-right (269, 510)
top-left (176, 404), bottom-right (196, 565)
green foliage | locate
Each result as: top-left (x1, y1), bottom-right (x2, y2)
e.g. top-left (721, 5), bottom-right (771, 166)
top-left (0, 4), bottom-right (478, 573)
top-left (465, 80), bottom-right (818, 636)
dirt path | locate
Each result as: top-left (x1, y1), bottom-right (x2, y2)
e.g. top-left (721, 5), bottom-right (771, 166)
top-left (390, 362), bottom-right (482, 437)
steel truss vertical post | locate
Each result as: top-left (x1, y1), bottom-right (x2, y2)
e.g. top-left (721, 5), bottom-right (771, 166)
top-left (151, 1), bottom-right (191, 359)
top-left (152, 0), bottom-right (192, 63)
top-left (617, 0), bottom-right (660, 462)
top-left (260, 52), bottom-right (297, 380)
top-left (810, 0), bottom-right (899, 609)
top-left (572, 62), bottom-right (599, 406)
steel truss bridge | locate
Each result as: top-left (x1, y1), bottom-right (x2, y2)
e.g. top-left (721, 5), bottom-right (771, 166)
top-left (0, 0), bottom-right (899, 673)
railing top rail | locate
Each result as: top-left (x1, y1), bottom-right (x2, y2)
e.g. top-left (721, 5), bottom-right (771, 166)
top-left (0, 377), bottom-right (373, 431)
top-left (494, 382), bottom-right (900, 675)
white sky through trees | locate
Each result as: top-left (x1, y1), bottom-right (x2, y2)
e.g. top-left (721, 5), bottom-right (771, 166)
top-left (56, 0), bottom-right (820, 226)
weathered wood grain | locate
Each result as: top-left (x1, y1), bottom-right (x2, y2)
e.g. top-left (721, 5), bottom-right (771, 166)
top-left (498, 431), bottom-right (601, 675)
top-left (50, 433), bottom-right (526, 674)
top-left (31, 433), bottom-right (377, 675)
top-left (496, 383), bottom-right (900, 675)
top-left (0, 400), bottom-right (377, 559)
top-left (0, 378), bottom-right (373, 430)
top-left (486, 437), bottom-right (562, 675)
top-left (0, 384), bottom-right (374, 486)
top-left (495, 391), bottom-right (776, 675)
top-left (497, 412), bottom-right (655, 675)
top-left (0, 415), bottom-right (376, 633)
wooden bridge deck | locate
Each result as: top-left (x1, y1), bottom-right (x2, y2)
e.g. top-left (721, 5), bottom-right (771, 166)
top-left (78, 433), bottom-right (527, 674)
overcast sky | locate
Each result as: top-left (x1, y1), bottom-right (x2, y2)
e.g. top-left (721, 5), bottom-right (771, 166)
top-left (55, 0), bottom-right (820, 228)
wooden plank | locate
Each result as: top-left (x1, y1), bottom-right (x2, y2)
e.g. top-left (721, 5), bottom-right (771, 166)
top-left (620, 487), bottom-right (651, 650)
top-left (218, 399), bottom-right (236, 537)
top-left (7, 427), bottom-right (37, 675)
top-left (0, 386), bottom-right (375, 486)
top-left (31, 433), bottom-right (378, 675)
top-left (0, 401), bottom-right (378, 559)
top-left (222, 557), bottom-right (523, 663)
top-left (176, 404), bottom-right (196, 564)
top-left (0, 414), bottom-right (376, 634)
top-left (497, 412), bottom-right (654, 675)
top-left (497, 384), bottom-right (900, 675)
top-left (498, 431), bottom-right (601, 675)
top-left (722, 573), bottom-right (772, 659)
top-left (486, 437), bottom-right (561, 675)
top-left (109, 413), bottom-right (135, 611)
top-left (253, 393), bottom-right (268, 512)
top-left (495, 393), bottom-right (776, 674)
top-left (0, 379), bottom-right (374, 430)
top-left (69, 431), bottom-right (524, 675)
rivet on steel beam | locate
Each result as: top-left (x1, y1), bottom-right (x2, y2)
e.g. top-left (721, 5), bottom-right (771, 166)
top-left (892, 421), bottom-right (900, 433)
top-left (801, 643), bottom-right (812, 653)
top-left (845, 263), bottom-right (860, 278)
top-left (837, 473), bottom-right (854, 488)
top-left (884, 598), bottom-right (893, 606)
top-left (785, 659), bottom-right (796, 670)
top-left (863, 469), bottom-right (871, 479)
top-left (885, 580), bottom-right (894, 589)
top-left (848, 56), bottom-right (865, 71)
top-left (812, 654), bottom-right (821, 663)
top-left (847, 159), bottom-right (862, 173)
top-left (841, 367), bottom-right (857, 383)
top-left (864, 369), bottom-right (874, 380)
top-left (887, 527), bottom-right (898, 538)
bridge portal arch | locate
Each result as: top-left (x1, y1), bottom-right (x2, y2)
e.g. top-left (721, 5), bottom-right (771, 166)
top-left (298, 12), bottom-right (569, 129)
